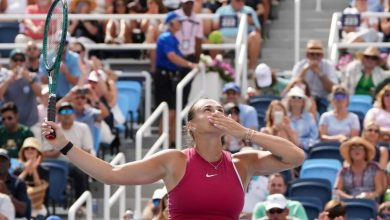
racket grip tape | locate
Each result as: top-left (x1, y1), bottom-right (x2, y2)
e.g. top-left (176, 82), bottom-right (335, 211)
top-left (46, 94), bottom-right (57, 139)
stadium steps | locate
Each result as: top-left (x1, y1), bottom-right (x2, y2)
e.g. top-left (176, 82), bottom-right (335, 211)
top-left (260, 0), bottom-right (348, 72)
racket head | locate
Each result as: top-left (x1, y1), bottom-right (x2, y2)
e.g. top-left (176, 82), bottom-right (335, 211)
top-left (42, 0), bottom-right (68, 72)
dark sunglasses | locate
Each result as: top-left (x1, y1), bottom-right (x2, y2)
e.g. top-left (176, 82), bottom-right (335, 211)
top-left (268, 208), bottom-right (284, 214)
top-left (291, 96), bottom-right (303, 100)
top-left (334, 92), bottom-right (347, 100)
top-left (307, 52), bottom-right (322, 57)
top-left (152, 199), bottom-right (161, 207)
top-left (2, 116), bottom-right (14, 122)
top-left (12, 57), bottom-right (25, 62)
top-left (364, 55), bottom-right (378, 61)
top-left (366, 128), bottom-right (380, 133)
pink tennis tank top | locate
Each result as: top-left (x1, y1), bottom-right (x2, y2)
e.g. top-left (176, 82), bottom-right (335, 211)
top-left (168, 147), bottom-right (245, 220)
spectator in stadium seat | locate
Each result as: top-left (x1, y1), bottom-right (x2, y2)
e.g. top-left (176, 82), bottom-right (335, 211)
top-left (175, 0), bottom-right (203, 63)
top-left (362, 121), bottom-right (389, 169)
top-left (281, 78), bottom-right (318, 121)
top-left (212, 0), bottom-right (262, 72)
top-left (335, 136), bottom-right (384, 200)
top-left (319, 85), bottom-right (360, 143)
top-left (142, 187), bottom-right (167, 220)
top-left (69, 0), bottom-right (103, 43)
top-left (343, 47), bottom-right (389, 96)
top-left (41, 102), bottom-right (92, 200)
top-left (14, 0), bottom-right (50, 43)
top-left (252, 173), bottom-right (308, 220)
top-left (223, 82), bottom-right (259, 131)
top-left (284, 86), bottom-right (318, 150)
top-left (0, 102), bottom-right (34, 158)
top-left (365, 84), bottom-right (390, 142)
top-left (25, 41), bottom-right (41, 73)
top-left (291, 39), bottom-right (338, 115)
top-left (141, 0), bottom-right (167, 72)
top-left (14, 137), bottom-right (49, 218)
top-left (222, 102), bottom-right (246, 153)
top-left (105, 0), bottom-right (133, 44)
top-left (39, 32), bottom-right (81, 99)
top-left (154, 11), bottom-right (197, 147)
top-left (0, 48), bottom-right (41, 127)
top-left (257, 194), bottom-right (300, 220)
top-left (261, 100), bottom-right (299, 146)
top-left (0, 149), bottom-right (29, 218)
top-left (317, 200), bottom-right (346, 220)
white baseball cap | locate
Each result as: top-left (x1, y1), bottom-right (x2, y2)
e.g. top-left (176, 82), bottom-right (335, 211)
top-left (255, 63), bottom-right (272, 88)
top-left (265, 194), bottom-right (288, 211)
top-left (152, 187), bottom-right (167, 200)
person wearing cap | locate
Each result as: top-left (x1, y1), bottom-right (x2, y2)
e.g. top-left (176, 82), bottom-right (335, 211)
top-left (155, 11), bottom-right (197, 146)
top-left (42, 97), bottom-right (305, 220)
top-left (252, 173), bottom-right (308, 220)
top-left (69, 0), bottom-right (102, 43)
top-left (343, 47), bottom-right (389, 96)
top-left (39, 31), bottom-right (81, 99)
top-left (256, 194), bottom-right (300, 220)
top-left (335, 136), bottom-right (384, 200)
top-left (247, 63), bottom-right (288, 98)
top-left (0, 48), bottom-right (41, 127)
top-left (291, 39), bottom-right (339, 115)
top-left (14, 137), bottom-right (49, 218)
top-left (25, 41), bottom-right (41, 73)
top-left (14, 0), bottom-right (51, 42)
top-left (223, 82), bottom-right (259, 131)
top-left (213, 0), bottom-right (262, 72)
top-left (0, 102), bottom-right (34, 158)
top-left (222, 102), bottom-right (246, 153)
top-left (142, 187), bottom-right (168, 220)
top-left (284, 86), bottom-right (318, 150)
top-left (175, 0), bottom-right (203, 63)
top-left (319, 85), bottom-right (360, 143)
top-left (0, 148), bottom-right (30, 218)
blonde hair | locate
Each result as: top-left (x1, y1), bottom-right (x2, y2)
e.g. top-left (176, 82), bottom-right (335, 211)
top-left (265, 100), bottom-right (288, 128)
top-left (375, 84), bottom-right (390, 110)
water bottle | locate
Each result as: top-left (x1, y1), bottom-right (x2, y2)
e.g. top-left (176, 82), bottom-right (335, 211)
top-left (384, 188), bottom-right (390, 201)
top-left (92, 198), bottom-right (98, 216)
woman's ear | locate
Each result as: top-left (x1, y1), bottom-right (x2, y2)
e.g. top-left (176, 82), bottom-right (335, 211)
top-left (187, 122), bottom-right (196, 131)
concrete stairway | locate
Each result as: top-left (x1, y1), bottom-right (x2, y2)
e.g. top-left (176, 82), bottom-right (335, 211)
top-left (260, 0), bottom-right (348, 72)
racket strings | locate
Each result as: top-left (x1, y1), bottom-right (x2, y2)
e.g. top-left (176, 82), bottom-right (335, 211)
top-left (46, 2), bottom-right (64, 69)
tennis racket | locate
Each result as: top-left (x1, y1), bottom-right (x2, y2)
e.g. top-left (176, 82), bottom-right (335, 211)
top-left (42, 0), bottom-right (68, 139)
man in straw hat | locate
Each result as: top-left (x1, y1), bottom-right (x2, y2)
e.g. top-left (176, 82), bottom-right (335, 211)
top-left (343, 46), bottom-right (390, 96)
top-left (335, 136), bottom-right (384, 200)
top-left (291, 39), bottom-right (338, 115)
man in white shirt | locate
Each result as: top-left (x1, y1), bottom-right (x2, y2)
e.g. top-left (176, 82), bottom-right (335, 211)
top-left (0, 192), bottom-right (15, 220)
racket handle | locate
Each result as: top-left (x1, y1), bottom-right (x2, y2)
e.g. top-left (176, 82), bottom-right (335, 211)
top-left (46, 94), bottom-right (57, 140)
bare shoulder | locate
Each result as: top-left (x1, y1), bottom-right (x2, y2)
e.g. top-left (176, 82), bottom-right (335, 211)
top-left (152, 149), bottom-right (187, 161)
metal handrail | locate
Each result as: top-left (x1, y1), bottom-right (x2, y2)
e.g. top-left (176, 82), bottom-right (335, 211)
top-left (294, 0), bottom-right (301, 63)
top-left (234, 14), bottom-right (248, 94)
top-left (103, 152), bottom-right (126, 220)
top-left (175, 67), bottom-right (205, 149)
top-left (134, 101), bottom-right (169, 219)
top-left (68, 191), bottom-right (93, 220)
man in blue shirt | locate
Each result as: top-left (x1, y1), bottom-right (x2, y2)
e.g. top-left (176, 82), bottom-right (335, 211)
top-left (212, 0), bottom-right (262, 73)
top-left (155, 11), bottom-right (197, 147)
top-left (39, 32), bottom-right (81, 99)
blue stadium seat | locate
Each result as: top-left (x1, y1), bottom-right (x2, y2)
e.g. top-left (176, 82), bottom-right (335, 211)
top-left (288, 196), bottom-right (323, 208)
top-left (342, 199), bottom-right (377, 220)
top-left (300, 200), bottom-right (322, 220)
top-left (288, 178), bottom-right (332, 208)
top-left (0, 22), bottom-right (19, 57)
top-left (42, 160), bottom-right (69, 215)
top-left (349, 94), bottom-right (373, 105)
top-left (248, 95), bottom-right (281, 128)
top-left (348, 102), bottom-right (372, 115)
top-left (308, 142), bottom-right (343, 162)
top-left (300, 159), bottom-right (342, 187)
top-left (116, 80), bottom-right (142, 139)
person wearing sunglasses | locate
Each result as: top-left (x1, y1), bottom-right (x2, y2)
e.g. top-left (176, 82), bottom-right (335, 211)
top-left (343, 47), bottom-right (389, 97)
top-left (0, 48), bottom-right (41, 127)
top-left (319, 85), bottom-right (360, 143)
top-left (257, 194), bottom-right (299, 220)
top-left (365, 84), bottom-right (390, 142)
top-left (291, 39), bottom-right (338, 115)
top-left (362, 121), bottom-right (388, 169)
top-left (0, 102), bottom-right (34, 158)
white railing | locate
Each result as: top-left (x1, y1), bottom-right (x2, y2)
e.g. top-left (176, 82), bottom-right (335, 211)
top-left (234, 14), bottom-right (248, 94)
top-left (134, 101), bottom-right (169, 219)
top-left (294, 0), bottom-right (301, 63)
top-left (68, 191), bottom-right (93, 220)
top-left (175, 67), bottom-right (205, 149)
top-left (328, 12), bottom-right (390, 64)
top-left (117, 70), bottom-right (152, 135)
top-left (104, 152), bottom-right (126, 220)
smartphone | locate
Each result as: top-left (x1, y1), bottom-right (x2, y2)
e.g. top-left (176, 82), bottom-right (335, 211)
top-left (273, 111), bottom-right (284, 125)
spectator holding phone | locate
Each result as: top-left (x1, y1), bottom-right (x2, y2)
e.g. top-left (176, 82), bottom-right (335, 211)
top-left (260, 100), bottom-right (299, 146)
